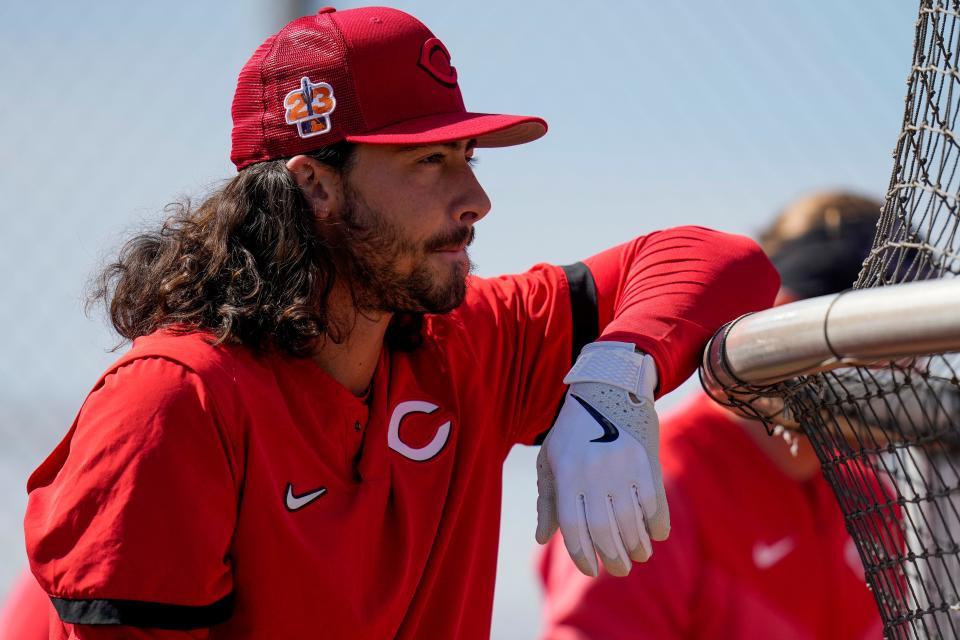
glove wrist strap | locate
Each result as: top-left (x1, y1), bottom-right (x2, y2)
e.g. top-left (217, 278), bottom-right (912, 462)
top-left (563, 341), bottom-right (658, 401)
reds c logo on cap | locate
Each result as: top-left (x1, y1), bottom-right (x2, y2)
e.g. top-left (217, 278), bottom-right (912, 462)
top-left (284, 77), bottom-right (337, 138)
top-left (418, 37), bottom-right (458, 87)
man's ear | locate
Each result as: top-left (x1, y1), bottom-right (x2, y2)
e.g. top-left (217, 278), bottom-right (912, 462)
top-left (286, 155), bottom-right (343, 219)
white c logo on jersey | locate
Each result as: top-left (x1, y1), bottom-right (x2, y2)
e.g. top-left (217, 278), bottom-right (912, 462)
top-left (387, 400), bottom-right (451, 462)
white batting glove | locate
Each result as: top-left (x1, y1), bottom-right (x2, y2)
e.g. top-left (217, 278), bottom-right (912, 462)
top-left (535, 341), bottom-right (669, 577)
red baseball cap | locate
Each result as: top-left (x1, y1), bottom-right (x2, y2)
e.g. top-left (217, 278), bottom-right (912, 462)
top-left (231, 6), bottom-right (548, 170)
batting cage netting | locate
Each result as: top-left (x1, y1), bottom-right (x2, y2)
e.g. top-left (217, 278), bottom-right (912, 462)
top-left (703, 1), bottom-right (960, 637)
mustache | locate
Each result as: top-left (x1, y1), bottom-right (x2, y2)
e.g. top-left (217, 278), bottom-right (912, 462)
top-left (423, 225), bottom-right (475, 252)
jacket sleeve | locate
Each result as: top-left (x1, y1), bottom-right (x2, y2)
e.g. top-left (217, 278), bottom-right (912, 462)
top-left (24, 357), bottom-right (238, 636)
top-left (584, 225), bottom-right (780, 396)
top-left (455, 225), bottom-right (778, 446)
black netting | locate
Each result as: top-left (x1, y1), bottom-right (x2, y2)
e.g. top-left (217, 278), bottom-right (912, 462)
top-left (858, 2), bottom-right (960, 288)
top-left (705, 2), bottom-right (960, 637)
top-left (799, 359), bottom-right (960, 638)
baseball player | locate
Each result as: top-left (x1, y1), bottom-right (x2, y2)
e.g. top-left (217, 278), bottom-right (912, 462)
top-left (539, 192), bottom-right (888, 640)
top-left (0, 570), bottom-right (49, 640)
top-left (24, 7), bottom-right (778, 639)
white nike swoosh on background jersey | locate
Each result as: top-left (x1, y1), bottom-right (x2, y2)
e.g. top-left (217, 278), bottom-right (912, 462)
top-left (285, 484), bottom-right (328, 511)
top-left (752, 537), bottom-right (795, 569)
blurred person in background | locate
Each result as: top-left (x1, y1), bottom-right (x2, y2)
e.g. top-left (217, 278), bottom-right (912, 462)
top-left (20, 6), bottom-right (777, 639)
top-left (0, 569), bottom-right (49, 640)
top-left (538, 191), bottom-right (886, 640)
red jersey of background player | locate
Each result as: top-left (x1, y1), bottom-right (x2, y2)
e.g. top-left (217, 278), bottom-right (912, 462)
top-left (0, 570), bottom-right (49, 640)
top-left (25, 230), bottom-right (778, 639)
top-left (539, 391), bottom-right (885, 640)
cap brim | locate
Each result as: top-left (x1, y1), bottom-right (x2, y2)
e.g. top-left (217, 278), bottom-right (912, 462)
top-left (346, 112), bottom-right (547, 148)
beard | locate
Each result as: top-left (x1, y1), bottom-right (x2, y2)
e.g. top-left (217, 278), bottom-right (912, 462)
top-left (328, 184), bottom-right (475, 315)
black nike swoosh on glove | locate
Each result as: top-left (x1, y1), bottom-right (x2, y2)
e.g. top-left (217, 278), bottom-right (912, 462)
top-left (570, 394), bottom-right (620, 443)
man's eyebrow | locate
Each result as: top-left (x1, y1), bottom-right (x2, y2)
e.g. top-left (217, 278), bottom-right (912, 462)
top-left (396, 139), bottom-right (478, 153)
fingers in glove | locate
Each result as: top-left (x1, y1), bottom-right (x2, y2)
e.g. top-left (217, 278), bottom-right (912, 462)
top-left (535, 447), bottom-right (559, 544)
top-left (634, 457), bottom-right (670, 541)
top-left (558, 493), bottom-right (599, 577)
top-left (584, 492), bottom-right (632, 577)
top-left (631, 468), bottom-right (671, 542)
top-left (645, 482), bottom-right (671, 542)
top-left (612, 486), bottom-right (652, 563)
top-left (535, 493), bottom-right (559, 545)
top-left (633, 468), bottom-right (659, 521)
top-left (640, 419), bottom-right (671, 542)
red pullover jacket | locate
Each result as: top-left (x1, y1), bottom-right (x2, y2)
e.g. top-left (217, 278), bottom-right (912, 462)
top-left (26, 227), bottom-right (777, 639)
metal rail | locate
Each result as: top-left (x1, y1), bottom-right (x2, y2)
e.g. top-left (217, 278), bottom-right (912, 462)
top-left (701, 278), bottom-right (960, 395)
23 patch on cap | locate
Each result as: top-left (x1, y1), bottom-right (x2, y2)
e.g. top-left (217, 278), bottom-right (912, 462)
top-left (284, 77), bottom-right (336, 138)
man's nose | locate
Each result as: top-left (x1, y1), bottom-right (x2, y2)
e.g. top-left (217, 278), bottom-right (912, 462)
top-left (454, 167), bottom-right (492, 225)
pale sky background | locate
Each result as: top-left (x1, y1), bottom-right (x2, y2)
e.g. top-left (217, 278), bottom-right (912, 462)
top-left (0, 1), bottom-right (917, 638)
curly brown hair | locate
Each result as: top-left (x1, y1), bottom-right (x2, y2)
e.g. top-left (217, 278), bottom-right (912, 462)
top-left (91, 142), bottom-right (422, 357)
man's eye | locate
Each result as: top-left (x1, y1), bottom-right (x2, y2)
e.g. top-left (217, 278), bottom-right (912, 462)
top-left (420, 154), bottom-right (445, 164)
